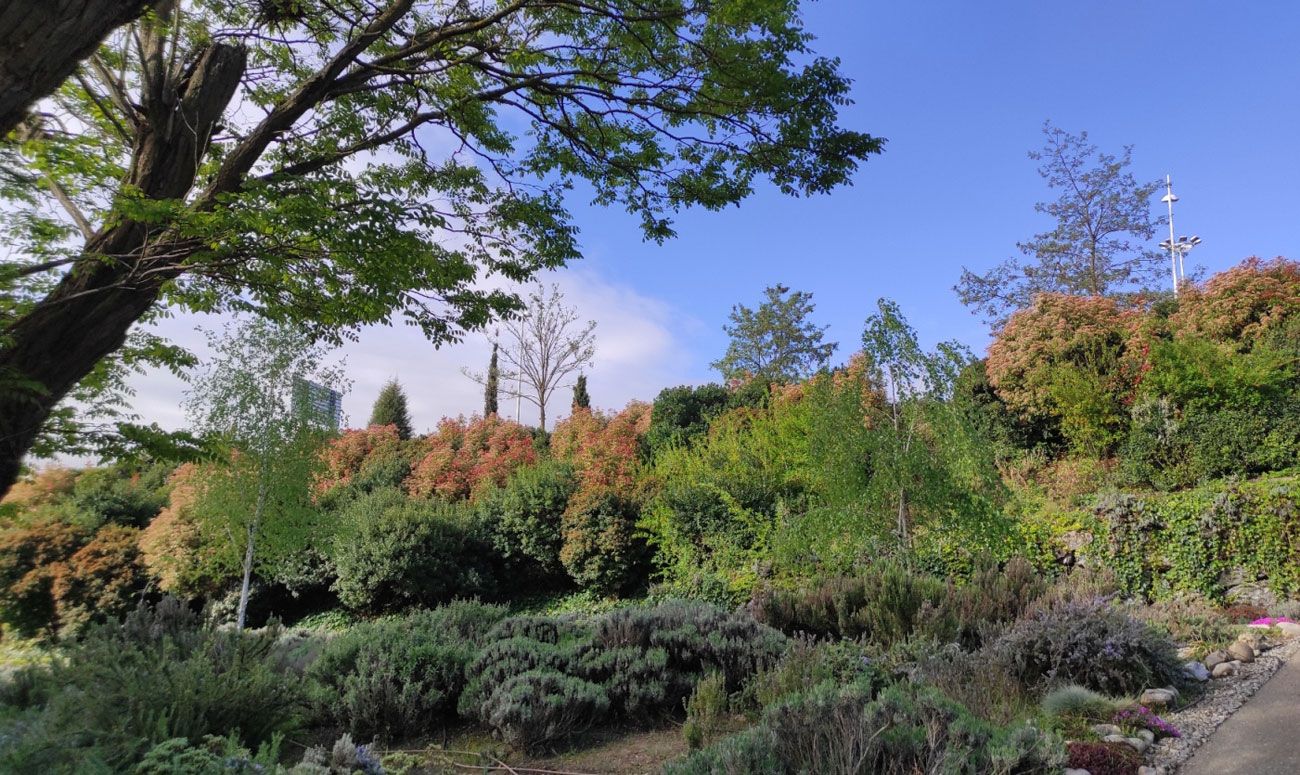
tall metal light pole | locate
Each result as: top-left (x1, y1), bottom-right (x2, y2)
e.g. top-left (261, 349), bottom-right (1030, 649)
top-left (1158, 175), bottom-right (1201, 296)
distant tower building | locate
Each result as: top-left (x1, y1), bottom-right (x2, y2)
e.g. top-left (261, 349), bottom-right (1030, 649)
top-left (293, 378), bottom-right (343, 430)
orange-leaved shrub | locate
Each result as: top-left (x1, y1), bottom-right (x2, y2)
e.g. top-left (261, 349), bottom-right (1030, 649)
top-left (986, 294), bottom-right (1145, 453)
top-left (1, 467), bottom-right (79, 510)
top-left (1171, 256), bottom-right (1300, 349)
top-left (405, 415), bottom-right (537, 501)
top-left (138, 463), bottom-right (224, 597)
top-left (0, 520), bottom-right (88, 636)
top-left (317, 424), bottom-right (405, 493)
top-left (551, 402), bottom-right (652, 492)
top-left (52, 524), bottom-right (148, 635)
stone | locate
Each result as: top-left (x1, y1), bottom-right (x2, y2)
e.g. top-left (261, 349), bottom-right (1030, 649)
top-left (1139, 768), bottom-right (1159, 775)
top-left (1103, 733), bottom-right (1129, 745)
top-left (1091, 723), bottom-right (1123, 737)
top-left (1226, 581), bottom-right (1278, 610)
top-left (1125, 736), bottom-right (1149, 753)
top-left (1212, 660), bottom-right (1239, 678)
top-left (1140, 687), bottom-right (1177, 706)
top-left (1277, 621), bottom-right (1300, 639)
top-left (1183, 660), bottom-right (1210, 681)
top-left (1176, 645), bottom-right (1198, 660)
top-left (1137, 728), bottom-right (1155, 744)
top-left (1227, 641), bottom-right (1256, 663)
top-left (1064, 770), bottom-right (1091, 775)
top-left (1204, 650), bottom-right (1230, 669)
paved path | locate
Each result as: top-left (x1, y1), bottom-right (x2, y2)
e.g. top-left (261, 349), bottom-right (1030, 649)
top-left (1180, 655), bottom-right (1300, 775)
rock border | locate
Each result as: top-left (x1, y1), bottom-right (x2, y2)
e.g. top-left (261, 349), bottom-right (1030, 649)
top-left (1147, 635), bottom-right (1300, 773)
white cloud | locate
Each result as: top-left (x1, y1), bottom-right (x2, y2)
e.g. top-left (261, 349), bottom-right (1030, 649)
top-left (109, 266), bottom-right (699, 441)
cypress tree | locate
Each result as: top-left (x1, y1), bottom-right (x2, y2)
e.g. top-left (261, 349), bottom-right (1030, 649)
top-left (484, 343), bottom-right (500, 416)
top-left (572, 373), bottom-right (590, 410)
top-left (369, 379), bottom-right (413, 439)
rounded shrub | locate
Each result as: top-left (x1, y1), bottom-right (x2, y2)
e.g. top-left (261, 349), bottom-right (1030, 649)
top-left (308, 601), bottom-right (507, 741)
top-left (992, 597), bottom-right (1185, 696)
top-left (477, 460), bottom-right (576, 584)
top-left (480, 669), bottom-right (610, 751)
top-left (331, 487), bottom-right (494, 613)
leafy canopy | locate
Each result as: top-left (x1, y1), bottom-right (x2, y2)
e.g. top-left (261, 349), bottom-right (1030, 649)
top-left (1, 0), bottom-right (882, 466)
top-left (712, 284), bottom-right (837, 384)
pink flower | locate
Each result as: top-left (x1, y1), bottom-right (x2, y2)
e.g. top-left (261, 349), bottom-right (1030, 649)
top-left (1250, 616), bottom-right (1295, 626)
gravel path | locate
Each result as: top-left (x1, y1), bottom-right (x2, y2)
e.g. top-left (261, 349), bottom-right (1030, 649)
top-left (1147, 636), bottom-right (1300, 773)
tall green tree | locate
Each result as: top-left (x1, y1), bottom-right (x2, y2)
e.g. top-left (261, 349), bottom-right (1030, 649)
top-left (184, 318), bottom-right (346, 630)
top-left (571, 373), bottom-right (590, 411)
top-left (0, 0), bottom-right (881, 497)
top-left (484, 343), bottom-right (500, 417)
top-left (368, 379), bottom-right (413, 439)
top-left (712, 284), bottom-right (837, 384)
top-left (956, 122), bottom-right (1164, 326)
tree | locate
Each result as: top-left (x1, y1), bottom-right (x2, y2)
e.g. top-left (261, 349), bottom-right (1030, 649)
top-left (467, 285), bottom-right (596, 431)
top-left (368, 379), bottom-right (413, 439)
top-left (0, 0), bottom-right (152, 135)
top-left (956, 123), bottom-right (1164, 326)
top-left (572, 374), bottom-right (590, 411)
top-left (858, 299), bottom-right (984, 545)
top-left (183, 318), bottom-right (346, 630)
top-left (484, 343), bottom-right (500, 417)
top-left (0, 0), bottom-right (881, 497)
top-left (712, 284), bottom-right (837, 384)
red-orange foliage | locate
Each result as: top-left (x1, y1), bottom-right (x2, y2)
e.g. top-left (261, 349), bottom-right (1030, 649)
top-left (405, 415), bottom-right (537, 500)
top-left (986, 294), bottom-right (1143, 417)
top-left (1171, 257), bottom-right (1300, 348)
top-left (139, 463), bottom-right (217, 596)
top-left (317, 424), bottom-right (404, 492)
top-left (1, 466), bottom-right (78, 508)
top-left (0, 520), bottom-right (88, 636)
top-left (551, 402), bottom-right (651, 492)
top-left (53, 524), bottom-right (147, 634)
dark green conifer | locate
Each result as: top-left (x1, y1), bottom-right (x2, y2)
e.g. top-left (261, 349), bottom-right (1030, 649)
top-left (368, 379), bottom-right (413, 439)
top-left (572, 373), bottom-right (590, 411)
top-left (485, 343), bottom-right (500, 416)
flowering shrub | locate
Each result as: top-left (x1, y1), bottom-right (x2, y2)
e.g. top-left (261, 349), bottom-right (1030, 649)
top-left (1252, 616), bottom-right (1295, 626)
top-left (1113, 705), bottom-right (1180, 739)
top-left (992, 597), bottom-right (1185, 696)
top-left (405, 415), bottom-right (536, 501)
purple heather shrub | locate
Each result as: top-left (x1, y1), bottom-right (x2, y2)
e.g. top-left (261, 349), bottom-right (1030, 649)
top-left (1114, 705), bottom-right (1181, 739)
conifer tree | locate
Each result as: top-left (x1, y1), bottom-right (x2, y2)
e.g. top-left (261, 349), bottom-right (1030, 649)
top-left (368, 379), bottom-right (413, 440)
top-left (485, 344), bottom-right (500, 417)
top-left (572, 373), bottom-right (591, 411)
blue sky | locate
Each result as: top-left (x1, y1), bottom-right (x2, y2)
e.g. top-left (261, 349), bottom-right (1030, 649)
top-left (122, 1), bottom-right (1300, 436)
top-left (568, 0), bottom-right (1300, 373)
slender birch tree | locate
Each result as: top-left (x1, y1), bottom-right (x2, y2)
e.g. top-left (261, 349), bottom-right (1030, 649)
top-left (184, 318), bottom-right (346, 630)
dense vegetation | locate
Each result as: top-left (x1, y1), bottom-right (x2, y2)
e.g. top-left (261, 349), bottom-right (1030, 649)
top-left (2, 256), bottom-right (1298, 772)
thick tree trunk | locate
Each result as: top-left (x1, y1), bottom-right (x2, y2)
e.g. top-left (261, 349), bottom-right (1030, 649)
top-left (0, 42), bottom-right (245, 497)
top-left (0, 0), bottom-right (154, 135)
